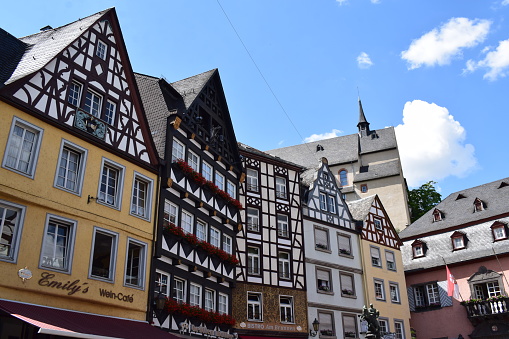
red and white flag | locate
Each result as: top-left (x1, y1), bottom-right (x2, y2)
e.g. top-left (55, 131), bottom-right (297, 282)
top-left (446, 265), bottom-right (459, 299)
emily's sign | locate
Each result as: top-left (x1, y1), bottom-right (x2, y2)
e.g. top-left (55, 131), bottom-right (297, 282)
top-left (38, 272), bottom-right (89, 295)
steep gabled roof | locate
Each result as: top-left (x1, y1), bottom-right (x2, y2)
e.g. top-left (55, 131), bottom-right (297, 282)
top-left (171, 69), bottom-right (216, 109)
top-left (0, 29), bottom-right (28, 88)
top-left (346, 195), bottom-right (377, 222)
top-left (238, 142), bottom-right (304, 170)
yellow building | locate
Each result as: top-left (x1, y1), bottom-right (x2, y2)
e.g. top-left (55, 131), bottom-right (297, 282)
top-left (0, 9), bottom-right (168, 338)
top-left (347, 195), bottom-right (411, 339)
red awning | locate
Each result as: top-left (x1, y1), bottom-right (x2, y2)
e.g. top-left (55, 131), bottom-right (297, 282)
top-left (240, 336), bottom-right (305, 339)
top-left (0, 299), bottom-right (177, 339)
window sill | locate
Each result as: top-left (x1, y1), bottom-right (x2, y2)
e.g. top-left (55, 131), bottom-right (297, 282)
top-left (317, 290), bottom-right (334, 295)
top-left (315, 247), bottom-right (332, 254)
top-left (341, 294), bottom-right (357, 299)
top-left (339, 253), bottom-right (354, 259)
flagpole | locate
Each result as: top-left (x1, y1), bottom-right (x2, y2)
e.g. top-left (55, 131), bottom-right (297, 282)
top-left (442, 257), bottom-right (464, 301)
top-left (492, 247), bottom-right (509, 293)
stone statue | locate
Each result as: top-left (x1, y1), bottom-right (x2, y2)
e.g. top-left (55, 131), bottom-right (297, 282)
top-left (361, 304), bottom-right (380, 339)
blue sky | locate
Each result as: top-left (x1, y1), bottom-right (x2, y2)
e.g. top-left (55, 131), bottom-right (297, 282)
top-left (2, 0), bottom-right (509, 200)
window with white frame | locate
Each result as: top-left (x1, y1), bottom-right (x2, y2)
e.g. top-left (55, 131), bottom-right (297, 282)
top-left (125, 238), bottom-right (146, 288)
top-left (67, 81), bottom-right (82, 106)
top-left (473, 280), bottom-right (502, 299)
top-left (187, 150), bottom-right (199, 172)
top-left (3, 117), bottom-right (43, 178)
top-left (84, 90), bottom-right (102, 118)
top-left (202, 162), bottom-right (212, 181)
top-left (275, 177), bottom-right (287, 199)
top-left (340, 273), bottom-right (355, 296)
top-left (196, 220), bottom-right (207, 241)
top-left (173, 278), bottom-right (186, 303)
top-left (98, 158), bottom-right (125, 209)
top-left (390, 282), bottom-right (400, 303)
top-left (155, 271), bottom-right (169, 296)
top-left (55, 140), bottom-right (87, 195)
top-left (190, 283), bottom-right (201, 307)
top-left (451, 233), bottom-right (466, 250)
top-left (327, 195), bottom-right (336, 213)
top-left (227, 180), bottom-right (236, 198)
top-left (210, 227), bottom-right (220, 248)
top-left (315, 227), bottom-right (329, 251)
top-left (131, 173), bottom-right (153, 220)
top-left (218, 293), bottom-right (228, 314)
top-left (247, 292), bottom-right (262, 321)
top-left (414, 283), bottom-right (440, 307)
top-left (181, 210), bottom-right (193, 234)
top-left (394, 320), bottom-right (405, 339)
top-left (277, 214), bottom-right (289, 238)
top-left (215, 172), bottom-right (225, 191)
top-left (96, 40), bottom-right (107, 60)
top-left (342, 314), bottom-right (357, 338)
top-left (223, 234), bottom-right (232, 254)
top-left (278, 252), bottom-right (291, 279)
top-left (378, 319), bottom-right (389, 336)
top-left (279, 296), bottom-right (294, 323)
top-left (0, 200), bottom-right (25, 262)
top-left (90, 228), bottom-right (118, 281)
top-left (338, 233), bottom-right (352, 256)
top-left (247, 208), bottom-right (259, 232)
top-left (40, 216), bottom-right (76, 273)
top-left (412, 242), bottom-right (425, 258)
top-left (246, 168), bottom-right (259, 192)
top-left (317, 268), bottom-right (332, 292)
top-left (205, 289), bottom-right (215, 312)
top-left (386, 250), bottom-right (396, 271)
top-left (319, 193), bottom-right (327, 211)
top-left (492, 222), bottom-right (507, 241)
top-left (172, 138), bottom-right (185, 162)
top-left (318, 311), bottom-right (334, 336)
top-left (370, 246), bottom-right (381, 267)
top-left (374, 279), bottom-right (385, 300)
top-left (164, 200), bottom-right (178, 224)
top-left (247, 246), bottom-right (260, 275)
top-left (104, 100), bottom-right (116, 125)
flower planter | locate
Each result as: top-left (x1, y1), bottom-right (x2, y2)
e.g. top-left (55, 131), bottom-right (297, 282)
top-left (216, 197), bottom-right (226, 210)
top-left (211, 255), bottom-right (221, 269)
top-left (196, 247), bottom-right (208, 263)
top-left (181, 241), bottom-right (194, 257)
top-left (171, 164), bottom-right (185, 183)
top-left (162, 232), bottom-right (180, 250)
top-left (224, 263), bottom-right (234, 275)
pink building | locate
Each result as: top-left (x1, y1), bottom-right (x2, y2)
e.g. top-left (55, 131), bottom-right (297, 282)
top-left (400, 178), bottom-right (509, 339)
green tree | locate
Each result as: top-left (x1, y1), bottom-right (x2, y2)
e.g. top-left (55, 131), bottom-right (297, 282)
top-left (408, 181), bottom-right (442, 223)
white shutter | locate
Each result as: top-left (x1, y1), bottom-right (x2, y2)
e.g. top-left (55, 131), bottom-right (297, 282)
top-left (437, 280), bottom-right (453, 307)
top-left (340, 274), bottom-right (353, 291)
top-left (317, 269), bottom-right (330, 282)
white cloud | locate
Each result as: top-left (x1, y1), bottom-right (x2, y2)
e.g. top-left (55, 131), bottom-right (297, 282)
top-left (395, 100), bottom-right (477, 187)
top-left (371, 0), bottom-right (381, 3)
top-left (335, 0), bottom-right (348, 5)
top-left (463, 39), bottom-right (509, 80)
top-left (357, 52), bottom-right (374, 69)
top-left (401, 17), bottom-right (491, 69)
top-left (502, 0), bottom-right (509, 5)
top-left (304, 129), bottom-right (343, 143)
top-left (278, 140), bottom-right (285, 146)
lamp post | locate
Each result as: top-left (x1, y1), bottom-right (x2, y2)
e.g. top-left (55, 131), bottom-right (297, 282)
top-left (309, 318), bottom-right (320, 337)
top-left (153, 291), bottom-right (167, 327)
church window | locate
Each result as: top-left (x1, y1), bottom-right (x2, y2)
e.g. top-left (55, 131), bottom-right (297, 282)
top-left (339, 169), bottom-right (348, 186)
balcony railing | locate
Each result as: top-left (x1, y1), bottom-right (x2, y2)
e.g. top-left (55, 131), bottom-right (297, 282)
top-left (462, 297), bottom-right (509, 318)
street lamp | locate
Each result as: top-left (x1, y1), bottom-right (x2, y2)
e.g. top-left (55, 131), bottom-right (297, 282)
top-left (309, 318), bottom-right (320, 337)
top-left (153, 291), bottom-right (167, 326)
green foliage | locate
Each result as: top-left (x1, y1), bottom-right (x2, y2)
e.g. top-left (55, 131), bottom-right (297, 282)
top-left (408, 181), bottom-right (442, 223)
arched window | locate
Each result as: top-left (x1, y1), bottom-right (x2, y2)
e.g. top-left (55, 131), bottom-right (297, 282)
top-left (339, 170), bottom-right (348, 187)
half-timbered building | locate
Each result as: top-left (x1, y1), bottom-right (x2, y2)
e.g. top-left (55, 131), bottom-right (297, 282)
top-left (233, 143), bottom-right (308, 339)
top-left (347, 195), bottom-right (410, 339)
top-left (135, 69), bottom-right (243, 338)
top-left (0, 8), bottom-right (170, 338)
top-left (301, 158), bottom-right (365, 339)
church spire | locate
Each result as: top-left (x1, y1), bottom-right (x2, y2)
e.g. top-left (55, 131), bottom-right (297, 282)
top-left (357, 98), bottom-right (370, 137)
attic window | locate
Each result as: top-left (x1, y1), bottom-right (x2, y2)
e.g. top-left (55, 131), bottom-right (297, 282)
top-left (491, 222), bottom-right (507, 241)
top-left (96, 40), bottom-right (107, 60)
top-left (451, 231), bottom-right (467, 250)
top-left (316, 145), bottom-right (324, 152)
top-left (473, 198), bottom-right (485, 212)
top-left (456, 194), bottom-right (466, 200)
top-left (360, 166), bottom-right (369, 173)
top-left (432, 209), bottom-right (443, 222)
top-left (412, 240), bottom-right (426, 258)
top-left (498, 182), bottom-right (509, 189)
top-left (360, 184), bottom-right (368, 193)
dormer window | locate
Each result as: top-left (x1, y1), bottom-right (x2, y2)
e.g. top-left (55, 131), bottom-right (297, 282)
top-left (412, 240), bottom-right (426, 258)
top-left (316, 145), bottom-right (324, 152)
top-left (473, 198), bottom-right (485, 212)
top-left (451, 231), bottom-right (467, 250)
top-left (491, 222), bottom-right (507, 241)
top-left (432, 209), bottom-right (443, 222)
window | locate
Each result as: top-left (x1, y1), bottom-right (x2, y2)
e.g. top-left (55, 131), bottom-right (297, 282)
top-left (432, 209), bottom-right (442, 222)
top-left (104, 100), bottom-right (116, 125)
top-left (277, 214), bottom-right (289, 238)
top-left (125, 238), bottom-right (146, 288)
top-left (374, 218), bottom-right (382, 230)
top-left (181, 210), bottom-right (193, 234)
top-left (3, 117), bottom-right (43, 178)
top-left (98, 158), bottom-right (125, 209)
top-left (279, 296), bottom-right (294, 323)
top-left (278, 252), bottom-right (291, 279)
top-left (215, 172), bottom-right (225, 191)
top-left (40, 216), bottom-right (76, 273)
top-left (173, 278), bottom-right (186, 303)
top-left (246, 169), bottom-right (259, 192)
top-left (451, 232), bottom-right (466, 250)
top-left (90, 228), bottom-right (118, 281)
top-left (378, 319), bottom-right (389, 335)
top-left (54, 140), bottom-right (87, 195)
top-left (188, 151), bottom-right (199, 172)
top-left (315, 227), bottom-right (329, 251)
top-left (155, 271), bottom-right (169, 296)
top-left (247, 292), bottom-right (262, 321)
top-left (227, 180), bottom-right (236, 198)
top-left (327, 195), bottom-right (336, 214)
top-left (0, 201), bottom-right (25, 262)
top-left (218, 293), bottom-right (228, 314)
top-left (247, 246), bottom-right (260, 275)
top-left (414, 283), bottom-right (440, 307)
top-left (275, 177), bottom-right (287, 199)
top-left (223, 234), bottom-right (232, 254)
top-left (164, 200), bottom-right (178, 224)
top-left (474, 198), bottom-right (484, 212)
top-left (473, 281), bottom-right (501, 299)
top-left (247, 208), bottom-right (259, 232)
top-left (210, 227), bottom-right (220, 248)
top-left (319, 193), bottom-right (327, 211)
top-left (318, 312), bottom-right (335, 337)
top-left (340, 273), bottom-right (355, 297)
top-left (342, 314), bottom-right (358, 338)
top-left (374, 279), bottom-right (385, 300)
top-left (172, 138), bottom-right (185, 162)
top-left (67, 81), bottom-right (82, 106)
top-left (386, 250), bottom-right (396, 271)
top-left (205, 289), bottom-right (215, 312)
top-left (131, 173), bottom-right (153, 220)
top-left (412, 240), bottom-right (426, 258)
top-left (202, 162), bottom-right (212, 181)
top-left (492, 222), bottom-right (507, 241)
top-left (370, 246), bottom-right (381, 267)
top-left (394, 320), bottom-right (405, 339)
top-left (96, 40), bottom-right (107, 60)
top-left (196, 220), bottom-right (207, 241)
top-left (360, 184), bottom-right (368, 193)
top-left (84, 90), bottom-right (102, 118)
top-left (338, 234), bottom-right (352, 256)
top-left (390, 282), bottom-right (400, 303)
top-left (317, 268), bottom-right (332, 292)
top-left (339, 170), bottom-right (348, 186)
top-left (190, 283), bottom-right (201, 307)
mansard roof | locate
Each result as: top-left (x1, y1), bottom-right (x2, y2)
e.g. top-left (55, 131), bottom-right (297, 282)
top-left (400, 177), bottom-right (509, 240)
top-left (267, 126), bottom-right (397, 169)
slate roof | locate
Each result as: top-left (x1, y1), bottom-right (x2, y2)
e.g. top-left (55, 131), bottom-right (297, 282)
top-left (0, 29), bottom-right (28, 88)
top-left (238, 142), bottom-right (304, 170)
top-left (346, 195), bottom-right (376, 221)
top-left (1, 9), bottom-right (108, 87)
top-left (171, 69), bottom-right (216, 109)
top-left (400, 177), bottom-right (509, 240)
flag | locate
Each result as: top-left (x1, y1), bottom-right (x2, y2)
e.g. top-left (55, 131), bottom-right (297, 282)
top-left (446, 265), bottom-right (460, 299)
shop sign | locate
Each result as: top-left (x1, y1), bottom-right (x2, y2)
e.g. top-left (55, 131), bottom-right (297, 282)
top-left (239, 322), bottom-right (302, 332)
top-left (179, 322), bottom-right (236, 339)
top-left (38, 272), bottom-right (89, 295)
top-left (99, 288), bottom-right (134, 303)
